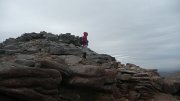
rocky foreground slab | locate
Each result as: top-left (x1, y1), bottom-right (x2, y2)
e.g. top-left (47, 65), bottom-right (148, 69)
top-left (0, 31), bottom-right (179, 101)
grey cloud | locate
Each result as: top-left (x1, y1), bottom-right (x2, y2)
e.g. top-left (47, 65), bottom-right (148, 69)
top-left (0, 0), bottom-right (180, 71)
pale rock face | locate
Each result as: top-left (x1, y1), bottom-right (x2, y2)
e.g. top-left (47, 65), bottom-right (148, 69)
top-left (58, 55), bottom-right (82, 65)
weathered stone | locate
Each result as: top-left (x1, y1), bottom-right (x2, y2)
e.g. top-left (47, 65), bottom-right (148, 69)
top-left (15, 59), bottom-right (36, 67)
top-left (131, 77), bottom-right (151, 81)
top-left (5, 50), bottom-right (20, 55)
top-left (3, 38), bottom-right (17, 45)
top-left (102, 62), bottom-right (118, 69)
top-left (49, 46), bottom-right (65, 55)
top-left (58, 55), bottom-right (82, 65)
top-left (0, 62), bottom-right (61, 79)
top-left (145, 69), bottom-right (158, 72)
top-left (16, 32), bottom-right (44, 42)
top-left (118, 69), bottom-right (137, 74)
top-left (58, 33), bottom-right (81, 46)
top-left (3, 45), bottom-right (20, 50)
top-left (134, 73), bottom-right (149, 77)
top-left (40, 60), bottom-right (73, 77)
top-left (69, 65), bottom-right (106, 77)
top-left (0, 94), bottom-right (16, 101)
top-left (0, 87), bottom-right (58, 101)
top-left (0, 78), bottom-right (60, 89)
top-left (43, 33), bottom-right (58, 41)
top-left (63, 48), bottom-right (82, 55)
top-left (116, 74), bottom-right (132, 81)
top-left (0, 49), bottom-right (5, 54)
top-left (0, 43), bottom-right (4, 48)
top-left (0, 62), bottom-right (61, 101)
top-left (0, 32), bottom-right (175, 101)
top-left (15, 54), bottom-right (35, 60)
top-left (129, 91), bottom-right (139, 101)
top-left (68, 76), bottom-right (115, 92)
top-left (126, 63), bottom-right (137, 67)
top-left (89, 54), bottom-right (116, 62)
top-left (163, 82), bottom-right (179, 94)
top-left (150, 93), bottom-right (179, 101)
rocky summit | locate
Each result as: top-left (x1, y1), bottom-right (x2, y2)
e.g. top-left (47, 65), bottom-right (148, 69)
top-left (0, 31), bottom-right (179, 101)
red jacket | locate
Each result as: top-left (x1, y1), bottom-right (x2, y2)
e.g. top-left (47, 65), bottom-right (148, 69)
top-left (82, 32), bottom-right (88, 46)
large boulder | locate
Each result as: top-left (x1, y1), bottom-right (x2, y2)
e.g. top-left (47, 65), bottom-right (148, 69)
top-left (39, 59), bottom-right (73, 78)
top-left (59, 33), bottom-right (81, 46)
top-left (67, 65), bottom-right (117, 92)
top-left (1, 32), bottom-right (178, 101)
top-left (3, 38), bottom-right (17, 45)
top-left (0, 62), bottom-right (61, 101)
top-left (48, 46), bottom-right (65, 55)
top-left (16, 32), bottom-right (44, 42)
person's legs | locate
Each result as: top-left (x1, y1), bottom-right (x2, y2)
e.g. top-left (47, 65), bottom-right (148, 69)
top-left (83, 52), bottom-right (86, 58)
top-left (82, 45), bottom-right (87, 59)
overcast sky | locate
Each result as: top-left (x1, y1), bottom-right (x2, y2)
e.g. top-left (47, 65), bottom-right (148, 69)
top-left (0, 0), bottom-right (180, 71)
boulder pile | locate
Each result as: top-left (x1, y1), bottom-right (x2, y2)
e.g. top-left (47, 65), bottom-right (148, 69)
top-left (0, 32), bottom-right (179, 101)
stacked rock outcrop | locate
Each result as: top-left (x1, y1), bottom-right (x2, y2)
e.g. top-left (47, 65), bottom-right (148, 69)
top-left (0, 32), bottom-right (179, 101)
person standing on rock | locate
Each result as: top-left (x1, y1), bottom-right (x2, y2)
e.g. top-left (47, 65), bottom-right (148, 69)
top-left (82, 32), bottom-right (88, 59)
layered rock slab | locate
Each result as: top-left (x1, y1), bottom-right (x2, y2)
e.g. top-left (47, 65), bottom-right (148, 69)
top-left (0, 62), bottom-right (61, 101)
